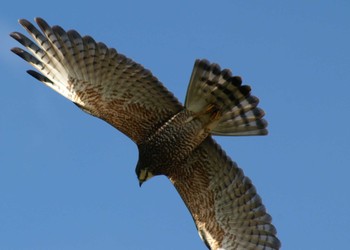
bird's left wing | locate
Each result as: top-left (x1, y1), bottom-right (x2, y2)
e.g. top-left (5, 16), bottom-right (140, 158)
top-left (170, 137), bottom-right (281, 250)
top-left (11, 18), bottom-right (183, 143)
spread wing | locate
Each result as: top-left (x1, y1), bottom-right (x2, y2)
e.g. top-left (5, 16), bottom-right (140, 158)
top-left (11, 18), bottom-right (182, 143)
top-left (170, 137), bottom-right (281, 250)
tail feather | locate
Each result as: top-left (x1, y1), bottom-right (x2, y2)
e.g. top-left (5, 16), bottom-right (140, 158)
top-left (185, 59), bottom-right (268, 136)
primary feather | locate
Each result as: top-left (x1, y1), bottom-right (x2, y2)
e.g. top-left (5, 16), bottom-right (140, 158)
top-left (11, 18), bottom-right (280, 250)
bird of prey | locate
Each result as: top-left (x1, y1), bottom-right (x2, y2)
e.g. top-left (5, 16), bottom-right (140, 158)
top-left (11, 18), bottom-right (280, 250)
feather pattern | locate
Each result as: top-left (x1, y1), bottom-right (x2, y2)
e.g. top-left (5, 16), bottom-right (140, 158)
top-left (185, 60), bottom-right (268, 136)
top-left (11, 18), bottom-right (280, 250)
top-left (171, 137), bottom-right (280, 249)
top-left (11, 18), bottom-right (182, 143)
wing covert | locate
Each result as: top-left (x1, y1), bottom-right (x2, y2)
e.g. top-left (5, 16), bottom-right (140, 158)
top-left (11, 18), bottom-right (183, 143)
top-left (170, 137), bottom-right (280, 250)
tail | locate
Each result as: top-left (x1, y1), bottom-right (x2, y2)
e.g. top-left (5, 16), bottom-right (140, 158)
top-left (185, 59), bottom-right (268, 136)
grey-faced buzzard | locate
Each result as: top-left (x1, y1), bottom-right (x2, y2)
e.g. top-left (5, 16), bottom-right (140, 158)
top-left (11, 18), bottom-right (280, 250)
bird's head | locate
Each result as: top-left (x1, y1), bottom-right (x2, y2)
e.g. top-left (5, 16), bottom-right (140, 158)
top-left (136, 163), bottom-right (154, 187)
top-left (136, 143), bottom-right (164, 186)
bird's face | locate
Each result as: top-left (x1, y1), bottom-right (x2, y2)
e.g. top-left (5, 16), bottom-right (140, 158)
top-left (136, 167), bottom-right (154, 187)
top-left (136, 144), bottom-right (160, 186)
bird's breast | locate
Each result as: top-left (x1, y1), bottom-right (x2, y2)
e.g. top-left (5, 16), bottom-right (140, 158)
top-left (139, 109), bottom-right (211, 175)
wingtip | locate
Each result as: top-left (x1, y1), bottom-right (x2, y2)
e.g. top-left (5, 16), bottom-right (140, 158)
top-left (10, 47), bottom-right (24, 58)
top-left (27, 70), bottom-right (53, 84)
top-left (35, 17), bottom-right (48, 27)
top-left (34, 17), bottom-right (43, 23)
top-left (18, 17), bottom-right (48, 31)
top-left (10, 31), bottom-right (29, 46)
top-left (18, 18), bottom-right (30, 27)
top-left (9, 31), bottom-right (20, 40)
top-left (11, 47), bottom-right (40, 66)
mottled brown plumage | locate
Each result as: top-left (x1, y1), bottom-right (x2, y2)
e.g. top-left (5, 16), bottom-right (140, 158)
top-left (11, 17), bottom-right (280, 249)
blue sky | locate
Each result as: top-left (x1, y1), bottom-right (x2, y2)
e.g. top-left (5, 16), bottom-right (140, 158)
top-left (1, 1), bottom-right (349, 249)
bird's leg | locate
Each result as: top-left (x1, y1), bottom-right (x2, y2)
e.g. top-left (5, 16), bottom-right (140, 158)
top-left (185, 104), bottom-right (222, 124)
top-left (205, 104), bottom-right (222, 122)
top-left (204, 104), bottom-right (222, 132)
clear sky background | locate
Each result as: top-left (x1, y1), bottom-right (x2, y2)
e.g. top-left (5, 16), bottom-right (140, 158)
top-left (0, 1), bottom-right (349, 249)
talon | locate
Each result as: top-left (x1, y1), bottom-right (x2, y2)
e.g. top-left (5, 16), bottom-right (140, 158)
top-left (205, 104), bottom-right (222, 121)
top-left (210, 109), bottom-right (222, 121)
top-left (205, 104), bottom-right (216, 114)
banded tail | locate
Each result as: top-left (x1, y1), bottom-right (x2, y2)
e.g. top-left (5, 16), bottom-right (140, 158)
top-left (185, 59), bottom-right (268, 136)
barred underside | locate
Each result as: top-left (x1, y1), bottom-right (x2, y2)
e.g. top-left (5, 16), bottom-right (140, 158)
top-left (185, 59), bottom-right (268, 136)
top-left (11, 18), bottom-right (182, 143)
top-left (11, 18), bottom-right (280, 250)
top-left (172, 137), bottom-right (280, 250)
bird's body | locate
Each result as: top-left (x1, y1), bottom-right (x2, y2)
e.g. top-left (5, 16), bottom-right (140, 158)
top-left (138, 109), bottom-right (206, 175)
top-left (11, 18), bottom-right (280, 249)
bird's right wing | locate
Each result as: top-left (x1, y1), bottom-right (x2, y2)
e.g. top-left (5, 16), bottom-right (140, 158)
top-left (11, 18), bottom-right (183, 144)
top-left (170, 137), bottom-right (280, 250)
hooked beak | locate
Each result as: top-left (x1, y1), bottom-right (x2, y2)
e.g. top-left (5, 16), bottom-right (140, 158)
top-left (137, 169), bottom-right (154, 187)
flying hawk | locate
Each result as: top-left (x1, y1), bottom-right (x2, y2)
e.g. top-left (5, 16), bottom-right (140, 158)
top-left (11, 18), bottom-right (281, 250)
